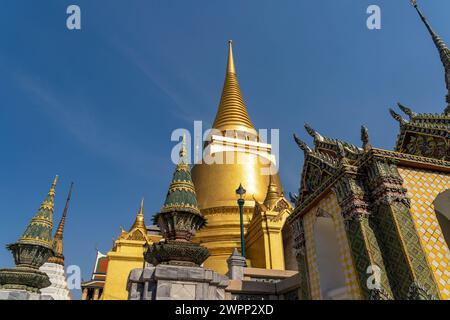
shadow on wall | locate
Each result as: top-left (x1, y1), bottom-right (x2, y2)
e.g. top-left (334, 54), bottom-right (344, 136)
top-left (314, 215), bottom-right (347, 300)
top-left (434, 189), bottom-right (450, 250)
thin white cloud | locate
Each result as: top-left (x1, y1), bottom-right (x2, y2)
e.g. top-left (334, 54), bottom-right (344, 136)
top-left (110, 39), bottom-right (207, 124)
top-left (12, 71), bottom-right (167, 178)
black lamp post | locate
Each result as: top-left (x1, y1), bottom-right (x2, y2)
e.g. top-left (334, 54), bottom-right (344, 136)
top-left (235, 183), bottom-right (246, 258)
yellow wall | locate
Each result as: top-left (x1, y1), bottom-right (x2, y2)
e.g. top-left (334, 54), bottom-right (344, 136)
top-left (302, 191), bottom-right (362, 300)
top-left (195, 206), bottom-right (254, 274)
top-left (246, 210), bottom-right (288, 270)
top-left (398, 167), bottom-right (450, 299)
top-left (102, 239), bottom-right (146, 300)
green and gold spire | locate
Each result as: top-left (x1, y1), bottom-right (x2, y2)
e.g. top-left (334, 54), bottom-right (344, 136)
top-left (160, 137), bottom-right (201, 215)
top-left (0, 176), bottom-right (59, 292)
top-left (19, 176), bottom-right (58, 249)
top-left (212, 40), bottom-right (256, 134)
top-left (148, 136), bottom-right (209, 266)
top-left (411, 0), bottom-right (450, 113)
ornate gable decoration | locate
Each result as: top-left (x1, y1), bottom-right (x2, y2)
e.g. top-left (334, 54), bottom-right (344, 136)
top-left (389, 2), bottom-right (450, 161)
top-left (390, 103), bottom-right (449, 161)
top-left (253, 176), bottom-right (293, 222)
top-left (293, 124), bottom-right (367, 203)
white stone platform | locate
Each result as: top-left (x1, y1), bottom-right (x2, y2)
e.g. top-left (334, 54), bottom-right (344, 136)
top-left (39, 262), bottom-right (71, 300)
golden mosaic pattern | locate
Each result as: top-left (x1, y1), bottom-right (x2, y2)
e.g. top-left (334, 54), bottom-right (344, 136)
top-left (303, 192), bottom-right (362, 300)
top-left (398, 167), bottom-right (450, 299)
top-left (325, 193), bottom-right (363, 300)
top-left (303, 211), bottom-right (322, 300)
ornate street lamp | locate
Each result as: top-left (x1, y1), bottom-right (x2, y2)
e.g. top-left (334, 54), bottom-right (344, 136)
top-left (235, 183), bottom-right (246, 258)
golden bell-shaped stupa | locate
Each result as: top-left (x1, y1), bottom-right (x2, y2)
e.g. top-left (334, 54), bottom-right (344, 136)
top-left (192, 41), bottom-right (284, 274)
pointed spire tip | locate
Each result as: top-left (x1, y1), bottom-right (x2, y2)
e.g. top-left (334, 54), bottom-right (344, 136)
top-left (227, 40), bottom-right (236, 74)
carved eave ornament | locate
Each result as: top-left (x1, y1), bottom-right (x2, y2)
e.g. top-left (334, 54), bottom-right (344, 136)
top-left (294, 129), bottom-right (361, 204)
top-left (304, 123), bottom-right (363, 162)
top-left (253, 196), bottom-right (292, 222)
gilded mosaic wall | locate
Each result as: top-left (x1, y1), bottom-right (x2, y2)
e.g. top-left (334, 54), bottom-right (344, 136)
top-left (398, 167), bottom-right (450, 299)
top-left (303, 192), bottom-right (362, 300)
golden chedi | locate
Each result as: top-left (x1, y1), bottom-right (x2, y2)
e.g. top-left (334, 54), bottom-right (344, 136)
top-left (192, 41), bottom-right (289, 274)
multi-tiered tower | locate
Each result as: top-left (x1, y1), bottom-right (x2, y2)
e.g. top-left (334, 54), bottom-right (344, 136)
top-left (39, 182), bottom-right (73, 300)
top-left (0, 177), bottom-right (58, 299)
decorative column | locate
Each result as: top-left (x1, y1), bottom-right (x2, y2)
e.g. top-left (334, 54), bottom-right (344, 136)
top-left (291, 217), bottom-right (311, 300)
top-left (333, 172), bottom-right (394, 300)
top-left (0, 176), bottom-right (58, 299)
top-left (93, 288), bottom-right (99, 300)
top-left (81, 288), bottom-right (88, 300)
top-left (227, 248), bottom-right (246, 280)
top-left (235, 184), bottom-right (247, 259)
top-left (365, 158), bottom-right (439, 299)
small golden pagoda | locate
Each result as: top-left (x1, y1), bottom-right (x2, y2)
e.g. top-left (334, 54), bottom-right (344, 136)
top-left (102, 199), bottom-right (161, 300)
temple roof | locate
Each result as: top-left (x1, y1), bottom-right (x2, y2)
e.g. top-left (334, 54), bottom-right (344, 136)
top-left (129, 198), bottom-right (146, 233)
top-left (303, 123), bottom-right (363, 161)
top-left (263, 175), bottom-right (282, 209)
top-left (293, 125), bottom-right (371, 203)
top-left (18, 176), bottom-right (58, 249)
top-left (212, 41), bottom-right (256, 135)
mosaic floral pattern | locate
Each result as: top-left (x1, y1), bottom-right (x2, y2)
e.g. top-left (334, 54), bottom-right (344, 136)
top-left (399, 167), bottom-right (450, 299)
top-left (303, 212), bottom-right (321, 300)
top-left (303, 192), bottom-right (362, 300)
top-left (323, 193), bottom-right (362, 299)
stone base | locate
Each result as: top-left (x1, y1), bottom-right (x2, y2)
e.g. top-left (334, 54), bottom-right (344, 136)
top-left (127, 264), bottom-right (229, 300)
top-left (39, 263), bottom-right (71, 300)
top-left (0, 267), bottom-right (51, 293)
top-left (145, 241), bottom-right (210, 267)
top-left (0, 289), bottom-right (54, 300)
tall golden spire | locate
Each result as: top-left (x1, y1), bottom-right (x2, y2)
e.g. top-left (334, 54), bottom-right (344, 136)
top-left (54, 182), bottom-right (73, 239)
top-left (411, 1), bottom-right (450, 113)
top-left (48, 182), bottom-right (73, 265)
top-left (212, 40), bottom-right (256, 134)
top-left (129, 198), bottom-right (146, 232)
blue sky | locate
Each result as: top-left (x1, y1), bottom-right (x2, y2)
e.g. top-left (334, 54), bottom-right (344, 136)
top-left (0, 1), bottom-right (449, 298)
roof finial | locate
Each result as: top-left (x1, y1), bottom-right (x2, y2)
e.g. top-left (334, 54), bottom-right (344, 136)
top-left (304, 123), bottom-right (324, 142)
top-left (411, 1), bottom-right (450, 113)
top-left (264, 174), bottom-right (281, 209)
top-left (227, 40), bottom-right (236, 74)
top-left (360, 125), bottom-right (372, 151)
top-left (397, 102), bottom-right (416, 118)
top-left (389, 108), bottom-right (406, 124)
top-left (211, 41), bottom-right (255, 133)
top-left (179, 133), bottom-right (188, 163)
top-left (129, 198), bottom-right (146, 232)
top-left (293, 133), bottom-right (312, 154)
